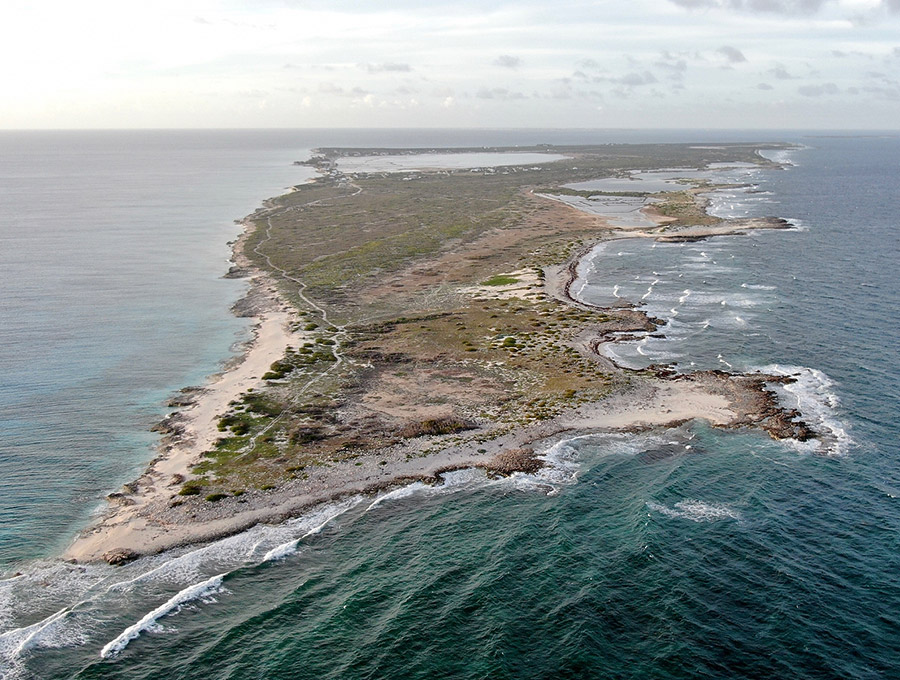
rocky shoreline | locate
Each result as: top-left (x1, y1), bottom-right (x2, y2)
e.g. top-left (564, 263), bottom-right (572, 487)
top-left (553, 238), bottom-right (815, 443)
top-left (63, 146), bottom-right (818, 565)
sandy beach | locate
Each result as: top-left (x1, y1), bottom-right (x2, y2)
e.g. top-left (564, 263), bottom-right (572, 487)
top-left (63, 262), bottom-right (305, 562)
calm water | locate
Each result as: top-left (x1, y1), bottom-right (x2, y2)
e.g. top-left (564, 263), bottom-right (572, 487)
top-left (1, 131), bottom-right (899, 679)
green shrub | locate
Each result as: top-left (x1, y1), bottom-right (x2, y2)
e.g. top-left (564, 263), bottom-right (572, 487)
top-left (398, 417), bottom-right (476, 438)
top-left (179, 480), bottom-right (204, 496)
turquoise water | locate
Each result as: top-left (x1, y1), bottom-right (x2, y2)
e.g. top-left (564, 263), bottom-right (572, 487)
top-left (0, 131), bottom-right (316, 564)
top-left (2, 132), bottom-right (899, 679)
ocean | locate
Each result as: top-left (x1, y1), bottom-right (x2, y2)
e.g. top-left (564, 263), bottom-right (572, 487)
top-left (1, 130), bottom-right (898, 679)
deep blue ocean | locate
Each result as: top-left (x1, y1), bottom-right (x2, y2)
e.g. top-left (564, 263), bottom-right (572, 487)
top-left (1, 130), bottom-right (898, 679)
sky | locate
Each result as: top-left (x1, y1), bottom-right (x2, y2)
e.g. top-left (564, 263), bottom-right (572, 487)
top-left (1, 0), bottom-right (898, 129)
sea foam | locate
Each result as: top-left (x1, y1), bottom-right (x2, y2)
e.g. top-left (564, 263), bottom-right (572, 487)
top-left (100, 573), bottom-right (226, 659)
top-left (647, 499), bottom-right (742, 522)
top-left (759, 365), bottom-right (852, 456)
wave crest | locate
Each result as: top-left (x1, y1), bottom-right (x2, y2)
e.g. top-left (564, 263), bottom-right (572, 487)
top-left (647, 499), bottom-right (741, 522)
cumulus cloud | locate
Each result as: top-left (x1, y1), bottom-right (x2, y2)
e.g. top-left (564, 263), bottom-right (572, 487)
top-left (596, 71), bottom-right (658, 87)
top-left (360, 62), bottom-right (412, 74)
top-left (717, 45), bottom-right (747, 63)
top-left (862, 84), bottom-right (900, 98)
top-left (770, 63), bottom-right (797, 79)
top-left (494, 55), bottom-right (521, 69)
top-left (797, 82), bottom-right (840, 96)
top-left (655, 51), bottom-right (688, 79)
top-left (476, 87), bottom-right (527, 100)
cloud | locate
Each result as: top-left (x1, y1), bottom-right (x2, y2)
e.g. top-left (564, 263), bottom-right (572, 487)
top-left (862, 84), bottom-right (900, 99)
top-left (757, 82), bottom-right (774, 89)
top-left (618, 71), bottom-right (658, 86)
top-left (494, 55), bottom-right (521, 69)
top-left (667, 0), bottom-right (900, 15)
top-left (595, 71), bottom-right (658, 87)
top-left (475, 87), bottom-right (527, 100)
top-left (797, 82), bottom-right (840, 96)
top-left (770, 63), bottom-right (797, 79)
top-left (717, 45), bottom-right (747, 63)
top-left (655, 51), bottom-right (688, 79)
top-left (668, 0), bottom-right (824, 11)
top-left (360, 62), bottom-right (412, 74)
top-left (668, 0), bottom-right (827, 13)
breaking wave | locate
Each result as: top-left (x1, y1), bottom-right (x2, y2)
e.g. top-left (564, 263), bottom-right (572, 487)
top-left (758, 364), bottom-right (853, 456)
top-left (100, 573), bottom-right (226, 659)
top-left (647, 499), bottom-right (742, 522)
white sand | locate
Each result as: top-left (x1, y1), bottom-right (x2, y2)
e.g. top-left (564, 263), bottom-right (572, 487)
top-left (64, 302), bottom-right (304, 561)
top-left (560, 380), bottom-right (735, 431)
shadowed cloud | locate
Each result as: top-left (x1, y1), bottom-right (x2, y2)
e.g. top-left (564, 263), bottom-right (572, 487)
top-left (717, 45), bottom-right (747, 63)
top-left (494, 55), bottom-right (522, 69)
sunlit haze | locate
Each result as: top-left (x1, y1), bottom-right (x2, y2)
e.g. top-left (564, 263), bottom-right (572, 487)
top-left (2, 0), bottom-right (899, 129)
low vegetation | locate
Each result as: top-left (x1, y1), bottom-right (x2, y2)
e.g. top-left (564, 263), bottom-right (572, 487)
top-left (177, 142), bottom-right (786, 496)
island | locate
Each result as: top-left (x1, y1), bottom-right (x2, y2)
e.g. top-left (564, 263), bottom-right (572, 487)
top-left (65, 142), bottom-right (813, 564)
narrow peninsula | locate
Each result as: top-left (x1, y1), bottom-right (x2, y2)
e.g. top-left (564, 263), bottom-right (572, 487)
top-left (67, 142), bottom-right (811, 564)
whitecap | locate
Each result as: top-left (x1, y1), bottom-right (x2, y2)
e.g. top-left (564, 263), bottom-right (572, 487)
top-left (100, 574), bottom-right (226, 659)
top-left (647, 499), bottom-right (741, 522)
top-left (262, 500), bottom-right (360, 562)
top-left (0, 608), bottom-right (71, 662)
top-left (365, 483), bottom-right (429, 513)
top-left (757, 364), bottom-right (852, 456)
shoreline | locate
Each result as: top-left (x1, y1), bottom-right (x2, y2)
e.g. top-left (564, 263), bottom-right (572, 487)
top-left (62, 221), bottom-right (306, 563)
top-left (64, 228), bottom-right (804, 565)
top-left (62, 146), bottom-right (811, 565)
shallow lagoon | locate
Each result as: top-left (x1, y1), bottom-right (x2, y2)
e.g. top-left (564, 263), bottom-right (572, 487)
top-left (336, 151), bottom-right (569, 173)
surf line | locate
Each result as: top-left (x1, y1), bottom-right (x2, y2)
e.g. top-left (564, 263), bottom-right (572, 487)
top-left (100, 573), bottom-right (226, 659)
